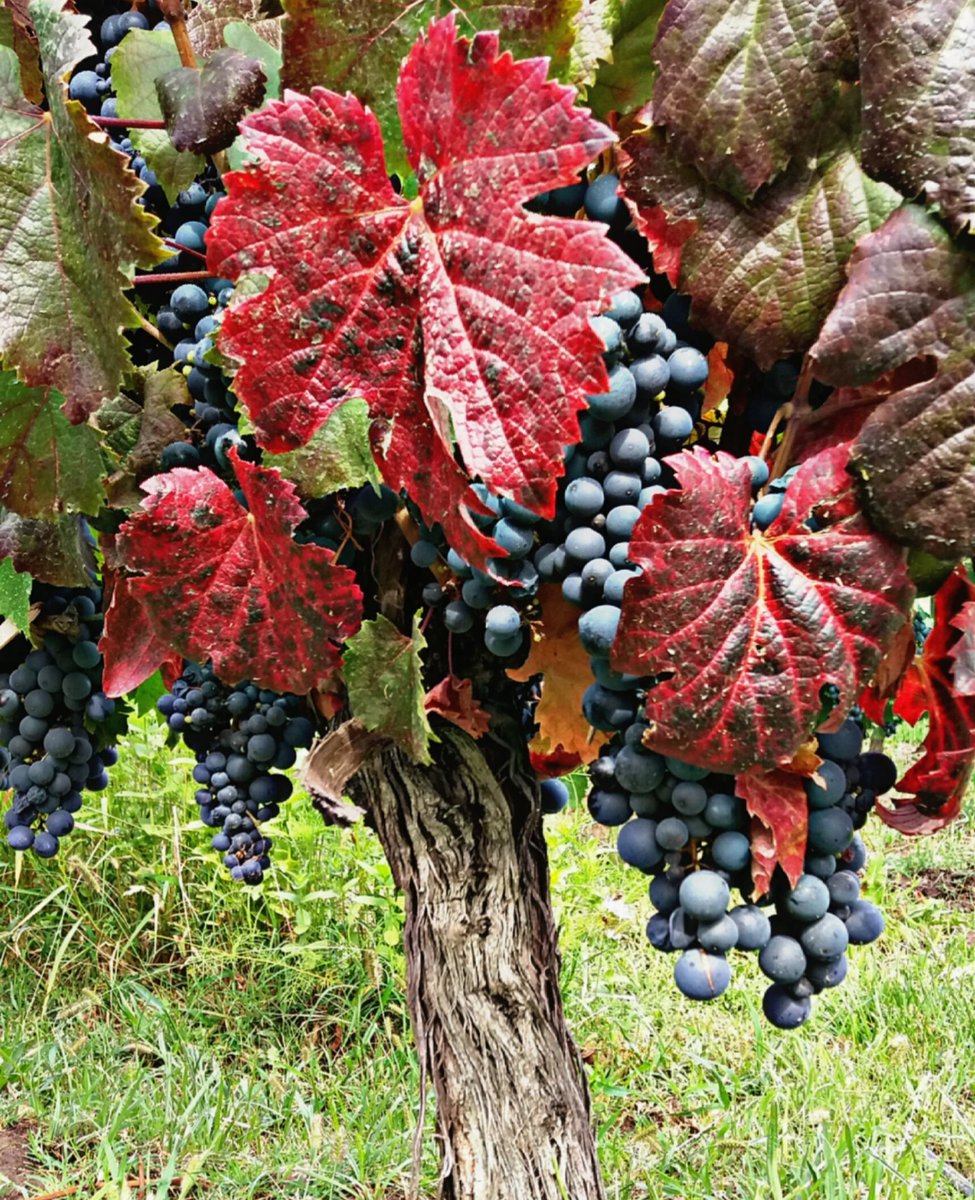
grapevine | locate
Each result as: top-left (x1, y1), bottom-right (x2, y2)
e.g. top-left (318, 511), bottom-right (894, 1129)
top-left (0, 0), bottom-right (973, 1193)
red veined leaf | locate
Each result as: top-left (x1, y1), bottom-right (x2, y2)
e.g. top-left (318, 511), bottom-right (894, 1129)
top-left (100, 574), bottom-right (182, 698)
top-left (737, 767), bottom-right (810, 894)
top-left (425, 675), bottom-right (491, 740)
top-left (101, 449), bottom-right (362, 695)
top-left (612, 445), bottom-right (914, 773)
top-left (207, 14), bottom-right (642, 565)
top-left (878, 567), bottom-right (975, 833)
top-left (529, 745), bottom-right (584, 779)
top-left (857, 620), bottom-right (917, 726)
top-left (951, 601), bottom-right (975, 697)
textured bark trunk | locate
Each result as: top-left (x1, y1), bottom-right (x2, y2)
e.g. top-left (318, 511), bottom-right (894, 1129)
top-left (348, 725), bottom-right (605, 1200)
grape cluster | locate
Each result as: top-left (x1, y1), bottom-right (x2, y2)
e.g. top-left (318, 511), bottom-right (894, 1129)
top-left (157, 662), bottom-right (314, 884)
top-left (1, 589), bottom-right (118, 859)
top-left (588, 714), bottom-right (890, 1027)
top-left (69, 17), bottom-right (247, 483)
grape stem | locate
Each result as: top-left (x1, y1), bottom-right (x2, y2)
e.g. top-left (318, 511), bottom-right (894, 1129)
top-left (157, 0), bottom-right (198, 69)
top-left (132, 270), bottom-right (211, 285)
top-left (138, 314), bottom-right (174, 350)
top-left (164, 238), bottom-right (207, 262)
top-left (768, 354), bottom-right (815, 483)
top-left (393, 508), bottom-right (452, 585)
top-left (92, 116), bottom-right (167, 129)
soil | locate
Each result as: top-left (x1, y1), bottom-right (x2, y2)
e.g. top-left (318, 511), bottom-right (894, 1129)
top-left (906, 867), bottom-right (975, 911)
top-left (0, 1123), bottom-right (33, 1199)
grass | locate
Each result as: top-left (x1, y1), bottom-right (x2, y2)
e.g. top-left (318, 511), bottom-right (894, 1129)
top-left (0, 712), bottom-right (974, 1199)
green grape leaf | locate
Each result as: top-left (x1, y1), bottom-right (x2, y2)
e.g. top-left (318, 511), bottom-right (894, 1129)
top-left (0, 555), bottom-right (31, 632)
top-left (127, 667), bottom-right (168, 715)
top-left (344, 614), bottom-right (432, 764)
top-left (860, 0), bottom-right (975, 235)
top-left (569, 0), bottom-right (621, 88)
top-left (620, 115), bottom-right (900, 369)
top-left (0, 512), bottom-right (94, 586)
top-left (111, 27), bottom-right (205, 200)
top-left (269, 399), bottom-right (381, 498)
top-left (585, 0), bottom-right (664, 121)
top-left (224, 20), bottom-right (281, 99)
top-left (0, 371), bottom-right (104, 518)
top-left (280, 0), bottom-right (584, 178)
top-left (0, 1), bottom-right (167, 420)
top-left (188, 0), bottom-right (283, 59)
top-left (224, 21), bottom-right (282, 169)
top-left (156, 47), bottom-right (267, 156)
top-left (652, 0), bottom-right (858, 201)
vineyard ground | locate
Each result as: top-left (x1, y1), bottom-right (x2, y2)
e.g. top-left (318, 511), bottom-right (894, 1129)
top-left (1, 715), bottom-right (973, 1200)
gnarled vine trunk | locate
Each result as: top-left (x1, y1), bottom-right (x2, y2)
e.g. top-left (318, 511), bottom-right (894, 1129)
top-left (347, 725), bottom-right (604, 1200)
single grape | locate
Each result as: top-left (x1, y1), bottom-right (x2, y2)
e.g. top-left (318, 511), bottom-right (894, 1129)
top-left (712, 830), bottom-right (751, 872)
top-left (617, 818), bottom-right (664, 872)
top-left (799, 912), bottom-right (849, 960)
top-left (808, 807), bottom-right (855, 855)
top-left (674, 949), bottom-right (731, 1000)
top-left (678, 871), bottom-right (729, 922)
top-left (759, 935), bottom-right (807, 984)
top-left (845, 899), bottom-right (884, 944)
top-left (667, 346), bottom-right (708, 390)
top-left (729, 905), bottom-right (771, 951)
top-left (783, 874), bottom-right (831, 922)
top-left (540, 778), bottom-right (569, 815)
top-left (588, 788), bottom-right (631, 826)
top-left (697, 913), bottom-right (739, 953)
top-left (763, 983), bottom-right (811, 1029)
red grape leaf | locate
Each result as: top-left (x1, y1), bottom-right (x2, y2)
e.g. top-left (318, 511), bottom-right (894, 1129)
top-left (103, 449), bottom-right (362, 695)
top-left (613, 445), bottom-right (915, 773)
top-left (737, 767), bottom-right (809, 894)
top-left (652, 0), bottom-right (857, 201)
top-left (951, 602), bottom-right (975, 697)
top-left (878, 567), bottom-right (975, 833)
top-left (858, 620), bottom-right (916, 726)
top-left (812, 207), bottom-right (975, 559)
top-left (0, 2), bottom-right (43, 104)
top-left (619, 116), bottom-right (899, 369)
top-left (280, 0), bottom-right (585, 177)
top-left (860, 0), bottom-right (975, 235)
top-left (508, 584), bottom-right (601, 767)
top-left (208, 15), bottom-right (642, 565)
top-left (425, 674), bottom-right (491, 740)
top-left (100, 569), bottom-right (182, 698)
top-left (0, 1), bottom-right (167, 420)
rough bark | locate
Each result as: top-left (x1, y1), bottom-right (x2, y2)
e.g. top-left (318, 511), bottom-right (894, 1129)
top-left (347, 724), bottom-right (605, 1200)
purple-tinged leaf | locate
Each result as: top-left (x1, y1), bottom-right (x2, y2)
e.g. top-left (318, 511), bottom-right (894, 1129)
top-left (651, 0), bottom-right (858, 200)
top-left (620, 117), bottom-right (899, 369)
top-left (860, 0), bottom-right (975, 235)
top-left (0, 512), bottom-right (94, 586)
top-left (157, 47), bottom-right (266, 155)
top-left (811, 206), bottom-right (975, 558)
